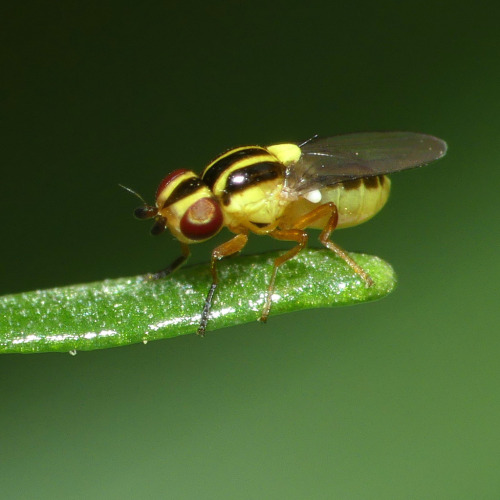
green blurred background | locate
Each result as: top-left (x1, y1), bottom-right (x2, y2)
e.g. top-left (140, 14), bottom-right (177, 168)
top-left (2, 2), bottom-right (500, 498)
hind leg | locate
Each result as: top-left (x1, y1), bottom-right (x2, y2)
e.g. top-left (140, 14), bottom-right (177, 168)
top-left (291, 202), bottom-right (373, 287)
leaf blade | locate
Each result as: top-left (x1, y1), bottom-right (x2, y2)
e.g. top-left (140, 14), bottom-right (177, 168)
top-left (0, 249), bottom-right (396, 354)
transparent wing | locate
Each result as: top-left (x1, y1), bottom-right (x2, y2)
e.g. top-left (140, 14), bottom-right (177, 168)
top-left (284, 131), bottom-right (447, 196)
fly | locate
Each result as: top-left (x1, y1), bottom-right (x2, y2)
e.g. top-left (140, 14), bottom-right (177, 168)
top-left (127, 131), bottom-right (447, 335)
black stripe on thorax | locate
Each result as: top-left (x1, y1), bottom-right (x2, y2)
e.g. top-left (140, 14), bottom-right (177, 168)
top-left (203, 147), bottom-right (269, 190)
top-left (162, 177), bottom-right (204, 208)
top-left (222, 161), bottom-right (283, 206)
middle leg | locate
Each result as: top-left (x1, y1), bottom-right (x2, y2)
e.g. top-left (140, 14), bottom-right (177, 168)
top-left (262, 228), bottom-right (308, 322)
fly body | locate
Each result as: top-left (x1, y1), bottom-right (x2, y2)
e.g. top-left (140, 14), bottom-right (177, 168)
top-left (129, 131), bottom-right (447, 335)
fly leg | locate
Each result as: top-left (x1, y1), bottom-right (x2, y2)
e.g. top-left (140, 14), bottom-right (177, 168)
top-left (198, 232), bottom-right (249, 336)
top-left (304, 202), bottom-right (373, 287)
top-left (148, 243), bottom-right (191, 280)
top-left (262, 228), bottom-right (308, 322)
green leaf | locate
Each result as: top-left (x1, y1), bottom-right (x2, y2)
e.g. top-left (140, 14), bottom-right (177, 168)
top-left (0, 249), bottom-right (396, 354)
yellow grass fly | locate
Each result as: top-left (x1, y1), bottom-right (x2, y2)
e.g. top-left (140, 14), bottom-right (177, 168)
top-left (125, 131), bottom-right (447, 335)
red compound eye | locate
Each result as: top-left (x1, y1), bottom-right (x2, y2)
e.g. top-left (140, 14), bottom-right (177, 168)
top-left (180, 197), bottom-right (223, 241)
top-left (156, 169), bottom-right (189, 200)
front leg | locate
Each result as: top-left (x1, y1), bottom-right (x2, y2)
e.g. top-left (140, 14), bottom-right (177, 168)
top-left (198, 232), bottom-right (249, 336)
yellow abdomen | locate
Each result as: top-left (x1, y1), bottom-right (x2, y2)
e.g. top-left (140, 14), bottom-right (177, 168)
top-left (280, 175), bottom-right (391, 230)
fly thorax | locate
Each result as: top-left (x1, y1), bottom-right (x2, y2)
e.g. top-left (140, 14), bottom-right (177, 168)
top-left (201, 145), bottom-right (287, 228)
top-left (222, 177), bottom-right (286, 226)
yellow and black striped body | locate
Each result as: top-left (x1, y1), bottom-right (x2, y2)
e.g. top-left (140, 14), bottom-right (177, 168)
top-left (202, 143), bottom-right (391, 234)
top-left (202, 146), bottom-right (288, 233)
top-left (130, 131), bottom-right (446, 335)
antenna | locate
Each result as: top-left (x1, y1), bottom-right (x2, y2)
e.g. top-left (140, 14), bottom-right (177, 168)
top-left (119, 184), bottom-right (158, 219)
top-left (118, 183), bottom-right (149, 206)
